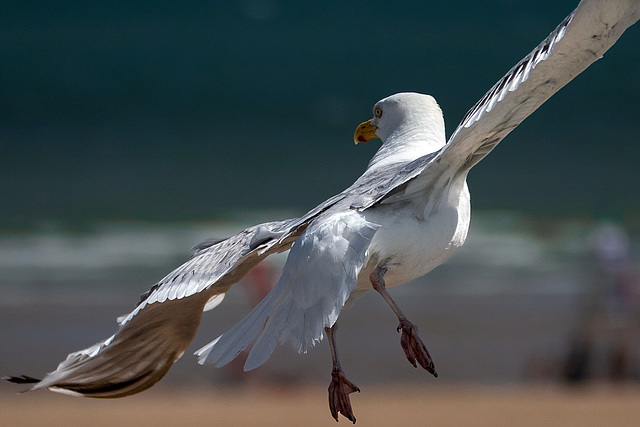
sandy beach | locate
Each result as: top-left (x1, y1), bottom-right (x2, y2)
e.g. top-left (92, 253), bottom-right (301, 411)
top-left (3, 383), bottom-right (640, 427)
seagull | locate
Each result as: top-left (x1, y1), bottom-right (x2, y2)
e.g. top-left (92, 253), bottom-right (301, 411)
top-left (7, 0), bottom-right (640, 423)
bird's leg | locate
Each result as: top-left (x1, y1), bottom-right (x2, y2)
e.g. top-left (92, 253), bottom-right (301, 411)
top-left (326, 324), bottom-right (360, 424)
top-left (370, 267), bottom-right (438, 377)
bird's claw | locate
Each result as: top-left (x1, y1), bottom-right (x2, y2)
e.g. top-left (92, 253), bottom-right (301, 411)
top-left (328, 369), bottom-right (360, 423)
top-left (398, 319), bottom-right (438, 377)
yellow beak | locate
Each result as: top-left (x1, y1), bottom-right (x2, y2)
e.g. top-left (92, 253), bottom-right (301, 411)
top-left (353, 119), bottom-right (379, 144)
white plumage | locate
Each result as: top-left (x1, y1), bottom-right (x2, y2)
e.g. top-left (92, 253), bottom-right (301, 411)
top-left (198, 212), bottom-right (379, 370)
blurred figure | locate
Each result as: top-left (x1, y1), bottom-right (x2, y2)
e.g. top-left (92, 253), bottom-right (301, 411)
top-left (563, 222), bottom-right (640, 384)
top-left (563, 333), bottom-right (593, 384)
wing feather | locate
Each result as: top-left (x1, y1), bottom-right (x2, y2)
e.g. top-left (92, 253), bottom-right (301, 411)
top-left (441, 0), bottom-right (640, 170)
top-left (12, 218), bottom-right (308, 397)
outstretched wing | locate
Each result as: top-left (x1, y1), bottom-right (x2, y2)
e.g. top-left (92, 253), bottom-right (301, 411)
top-left (439, 0), bottom-right (640, 171)
top-left (7, 158), bottom-right (424, 397)
top-left (8, 218), bottom-right (309, 397)
top-left (325, 1), bottom-right (640, 215)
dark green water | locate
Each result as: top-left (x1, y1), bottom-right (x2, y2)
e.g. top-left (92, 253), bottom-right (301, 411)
top-left (2, 1), bottom-right (640, 228)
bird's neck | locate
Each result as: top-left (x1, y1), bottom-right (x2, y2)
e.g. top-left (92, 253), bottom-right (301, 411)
top-left (368, 126), bottom-right (446, 170)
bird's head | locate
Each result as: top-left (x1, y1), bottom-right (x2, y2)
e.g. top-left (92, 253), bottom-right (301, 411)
top-left (354, 92), bottom-right (445, 145)
top-left (354, 93), bottom-right (446, 166)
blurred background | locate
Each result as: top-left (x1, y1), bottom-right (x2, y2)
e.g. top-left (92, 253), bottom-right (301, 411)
top-left (2, 0), bottom-right (640, 425)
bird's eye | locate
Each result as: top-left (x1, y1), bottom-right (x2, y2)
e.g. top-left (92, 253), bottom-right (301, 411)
top-left (374, 107), bottom-right (383, 118)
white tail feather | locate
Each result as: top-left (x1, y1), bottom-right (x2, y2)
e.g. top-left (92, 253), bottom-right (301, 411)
top-left (196, 212), bottom-right (379, 371)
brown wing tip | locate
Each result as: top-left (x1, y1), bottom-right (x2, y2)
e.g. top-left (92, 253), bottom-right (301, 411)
top-left (4, 375), bottom-right (41, 384)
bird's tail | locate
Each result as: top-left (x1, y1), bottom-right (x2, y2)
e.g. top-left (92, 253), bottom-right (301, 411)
top-left (195, 283), bottom-right (283, 370)
top-left (196, 212), bottom-right (379, 371)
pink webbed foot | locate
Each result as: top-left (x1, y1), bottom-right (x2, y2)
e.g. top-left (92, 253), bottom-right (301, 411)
top-left (398, 319), bottom-right (438, 377)
top-left (328, 369), bottom-right (360, 423)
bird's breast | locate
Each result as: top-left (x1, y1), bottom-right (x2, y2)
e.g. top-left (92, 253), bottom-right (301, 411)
top-left (357, 176), bottom-right (470, 290)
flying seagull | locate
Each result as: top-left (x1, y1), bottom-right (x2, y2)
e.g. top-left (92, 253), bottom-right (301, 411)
top-left (7, 0), bottom-right (640, 423)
